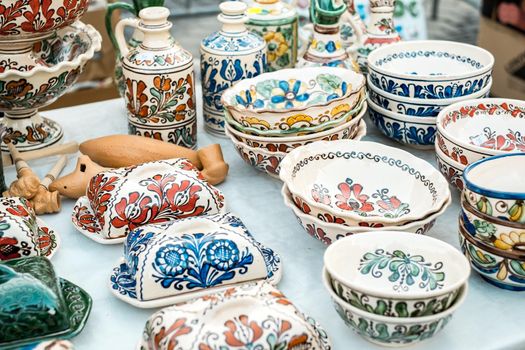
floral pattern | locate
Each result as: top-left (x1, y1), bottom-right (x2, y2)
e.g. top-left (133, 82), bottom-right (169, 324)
top-left (469, 127), bottom-right (525, 152)
top-left (271, 79), bottom-right (310, 109)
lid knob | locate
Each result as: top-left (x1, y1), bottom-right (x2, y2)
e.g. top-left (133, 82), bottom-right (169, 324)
top-left (138, 6), bottom-right (170, 26)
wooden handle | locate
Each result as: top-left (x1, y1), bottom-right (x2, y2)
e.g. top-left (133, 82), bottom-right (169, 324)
top-left (2, 142), bottom-right (79, 166)
top-left (7, 143), bottom-right (30, 174)
top-left (41, 155), bottom-right (68, 189)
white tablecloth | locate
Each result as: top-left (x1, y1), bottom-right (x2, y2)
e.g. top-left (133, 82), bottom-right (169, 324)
top-left (9, 97), bottom-right (524, 350)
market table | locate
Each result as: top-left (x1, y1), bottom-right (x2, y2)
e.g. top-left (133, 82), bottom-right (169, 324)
top-left (10, 97), bottom-right (525, 350)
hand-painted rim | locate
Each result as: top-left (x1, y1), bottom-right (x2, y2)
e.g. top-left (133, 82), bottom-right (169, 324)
top-left (367, 97), bottom-right (437, 123)
top-left (461, 196), bottom-right (525, 230)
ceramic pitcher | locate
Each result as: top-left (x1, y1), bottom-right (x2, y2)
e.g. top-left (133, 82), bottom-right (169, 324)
top-left (201, 2), bottom-right (266, 136)
top-left (340, 0), bottom-right (366, 51)
top-left (245, 0), bottom-right (298, 71)
top-left (115, 7), bottom-right (197, 149)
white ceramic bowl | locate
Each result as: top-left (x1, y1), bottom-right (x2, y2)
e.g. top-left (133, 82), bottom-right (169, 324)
top-left (367, 40), bottom-right (494, 99)
top-left (280, 140), bottom-right (451, 226)
top-left (435, 143), bottom-right (466, 191)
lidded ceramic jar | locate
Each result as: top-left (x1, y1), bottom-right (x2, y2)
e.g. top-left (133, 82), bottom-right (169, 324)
top-left (245, 0), bottom-right (298, 71)
top-left (201, 2), bottom-right (267, 136)
top-left (115, 7), bottom-right (197, 149)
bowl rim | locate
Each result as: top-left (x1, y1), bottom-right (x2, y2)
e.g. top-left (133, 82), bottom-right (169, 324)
top-left (434, 142), bottom-right (467, 170)
top-left (322, 267), bottom-right (469, 323)
top-left (461, 195), bottom-right (525, 230)
top-left (367, 40), bottom-right (494, 82)
top-left (367, 97), bottom-right (437, 123)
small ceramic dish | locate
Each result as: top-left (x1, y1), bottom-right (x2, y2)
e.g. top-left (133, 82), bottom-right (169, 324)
top-left (435, 143), bottom-right (466, 191)
top-left (280, 140), bottom-right (451, 226)
top-left (323, 268), bottom-right (468, 347)
top-left (436, 98), bottom-right (525, 165)
top-left (72, 158), bottom-right (226, 244)
top-left (221, 66), bottom-right (365, 131)
top-left (138, 281), bottom-right (331, 349)
top-left (110, 213), bottom-right (282, 308)
top-left (282, 185), bottom-right (451, 245)
top-left (367, 76), bottom-right (492, 117)
top-left (367, 40), bottom-right (494, 99)
top-left (368, 97), bottom-right (437, 148)
top-left (463, 154), bottom-right (525, 223)
top-left (0, 257), bottom-right (92, 348)
top-left (0, 197), bottom-right (60, 260)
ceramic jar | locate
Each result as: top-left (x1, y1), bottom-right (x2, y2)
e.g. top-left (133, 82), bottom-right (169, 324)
top-left (340, 0), bottom-right (366, 52)
top-left (115, 7), bottom-right (197, 149)
top-left (201, 2), bottom-right (266, 136)
top-left (245, 0), bottom-right (298, 71)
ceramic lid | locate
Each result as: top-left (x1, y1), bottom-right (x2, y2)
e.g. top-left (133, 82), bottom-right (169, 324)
top-left (110, 213), bottom-right (282, 308)
top-left (72, 158), bottom-right (226, 244)
top-left (137, 281), bottom-right (331, 349)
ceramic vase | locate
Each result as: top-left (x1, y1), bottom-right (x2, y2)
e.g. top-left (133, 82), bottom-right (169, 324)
top-left (340, 0), bottom-right (366, 51)
top-left (115, 7), bottom-right (197, 149)
top-left (201, 2), bottom-right (266, 136)
top-left (245, 0), bottom-right (298, 71)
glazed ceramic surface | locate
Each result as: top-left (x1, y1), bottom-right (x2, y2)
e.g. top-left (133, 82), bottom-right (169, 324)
top-left (0, 257), bottom-right (91, 348)
top-left (279, 140), bottom-right (451, 226)
top-left (340, 0), bottom-right (366, 51)
top-left (201, 2), bottom-right (266, 136)
top-left (323, 268), bottom-right (468, 347)
top-left (368, 41), bottom-right (494, 99)
top-left (72, 158), bottom-right (225, 244)
top-left (435, 143), bottom-right (466, 191)
top-left (23, 339), bottom-right (74, 350)
top-left (138, 281), bottom-right (331, 349)
top-left (436, 98), bottom-right (525, 165)
top-left (116, 7), bottom-right (197, 148)
top-left (0, 197), bottom-right (60, 261)
top-left (221, 66), bottom-right (365, 131)
top-left (110, 213), bottom-right (282, 308)
top-left (368, 97), bottom-right (437, 148)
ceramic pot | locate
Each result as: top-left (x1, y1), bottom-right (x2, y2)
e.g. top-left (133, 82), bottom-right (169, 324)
top-left (201, 2), bottom-right (266, 136)
top-left (115, 7), bottom-right (197, 149)
top-left (245, 0), bottom-right (298, 72)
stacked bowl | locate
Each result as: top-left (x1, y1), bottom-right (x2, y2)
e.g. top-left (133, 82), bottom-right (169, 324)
top-left (459, 154), bottom-right (525, 291)
top-left (279, 140), bottom-right (452, 245)
top-left (323, 231), bottom-right (470, 347)
top-left (222, 67), bottom-right (367, 177)
top-left (436, 98), bottom-right (525, 190)
top-left (366, 40), bottom-right (494, 149)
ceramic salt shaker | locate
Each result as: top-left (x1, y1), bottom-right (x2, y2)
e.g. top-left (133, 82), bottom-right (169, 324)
top-left (115, 7), bottom-right (197, 149)
top-left (245, 0), bottom-right (298, 72)
top-left (201, 2), bottom-right (266, 136)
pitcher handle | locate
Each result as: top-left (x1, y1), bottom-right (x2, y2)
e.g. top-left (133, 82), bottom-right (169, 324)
top-left (115, 17), bottom-right (140, 58)
top-left (105, 2), bottom-right (137, 56)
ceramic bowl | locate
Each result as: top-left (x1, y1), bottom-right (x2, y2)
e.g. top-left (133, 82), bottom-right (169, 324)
top-left (138, 281), bottom-right (331, 349)
top-left (0, 197), bottom-right (59, 260)
top-left (368, 97), bottom-right (437, 148)
top-left (0, 257), bottom-right (92, 348)
top-left (367, 40), bottom-right (494, 99)
top-left (282, 185), bottom-right (452, 245)
top-left (436, 98), bottom-right (525, 165)
top-left (72, 158), bottom-right (226, 244)
top-left (435, 143), bottom-right (466, 191)
top-left (463, 154), bottom-right (525, 223)
top-left (367, 76), bottom-right (492, 117)
top-left (280, 140), bottom-right (451, 227)
top-left (110, 213), bottom-right (282, 308)
top-left (323, 268), bottom-right (468, 347)
top-left (221, 66), bottom-right (365, 131)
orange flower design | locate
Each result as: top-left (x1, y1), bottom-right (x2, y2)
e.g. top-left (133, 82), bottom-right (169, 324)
top-left (223, 315), bottom-right (263, 347)
top-left (3, 79), bottom-right (33, 100)
top-left (153, 76), bottom-right (172, 91)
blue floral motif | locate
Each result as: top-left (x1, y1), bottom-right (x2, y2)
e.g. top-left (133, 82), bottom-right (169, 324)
top-left (369, 90), bottom-right (441, 117)
top-left (270, 80), bottom-right (310, 109)
top-left (235, 88), bottom-right (265, 109)
top-left (261, 246), bottom-right (280, 279)
top-left (206, 239), bottom-right (240, 271)
top-left (155, 244), bottom-right (190, 277)
top-left (202, 31), bottom-right (265, 52)
top-left (111, 263), bottom-right (137, 299)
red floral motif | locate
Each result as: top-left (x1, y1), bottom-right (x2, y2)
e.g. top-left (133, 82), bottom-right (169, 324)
top-left (335, 180), bottom-right (374, 213)
top-left (377, 195), bottom-right (402, 212)
top-left (0, 237), bottom-right (21, 260)
top-left (311, 185), bottom-right (331, 206)
top-left (147, 318), bottom-right (192, 350)
top-left (111, 192), bottom-right (159, 231)
top-left (126, 79), bottom-right (149, 118)
top-left (442, 102), bottom-right (525, 129)
top-left (318, 213), bottom-right (346, 225)
top-left (450, 147), bottom-right (468, 165)
top-left (6, 203), bottom-right (31, 217)
top-left (36, 226), bottom-right (54, 256)
top-left (358, 222), bottom-right (385, 228)
top-left (292, 196), bottom-right (311, 215)
top-left (223, 315), bottom-right (264, 347)
top-left (473, 128), bottom-right (525, 152)
top-left (72, 205), bottom-right (99, 233)
top-left (87, 174), bottom-right (119, 231)
top-left (0, 1), bottom-right (25, 35)
top-left (305, 224), bottom-right (332, 245)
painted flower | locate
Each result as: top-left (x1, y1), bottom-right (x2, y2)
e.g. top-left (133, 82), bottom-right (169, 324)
top-left (224, 315), bottom-right (263, 347)
top-left (235, 87), bottom-right (264, 109)
top-left (206, 239), bottom-right (240, 271)
top-left (264, 31), bottom-right (288, 63)
top-left (0, 237), bottom-right (21, 260)
top-left (153, 76), bottom-right (172, 92)
top-left (165, 180), bottom-right (206, 218)
top-left (305, 224), bottom-right (332, 245)
top-left (288, 334), bottom-right (310, 349)
top-left (494, 231), bottom-right (525, 251)
top-left (111, 192), bottom-right (159, 231)
top-left (374, 191), bottom-right (410, 218)
top-left (271, 80), bottom-right (310, 109)
top-left (155, 244), bottom-right (190, 276)
top-left (335, 179), bottom-right (374, 214)
top-left (311, 184), bottom-right (331, 205)
top-left (2, 79), bottom-right (33, 100)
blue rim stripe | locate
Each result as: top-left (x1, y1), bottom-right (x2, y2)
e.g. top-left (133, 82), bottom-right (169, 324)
top-left (369, 68), bottom-right (492, 83)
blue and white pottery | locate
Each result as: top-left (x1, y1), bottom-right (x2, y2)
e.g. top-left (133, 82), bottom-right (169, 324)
top-left (110, 213), bottom-right (282, 308)
top-left (368, 98), bottom-right (437, 148)
top-left (200, 2), bottom-right (267, 136)
top-left (367, 40), bottom-right (494, 99)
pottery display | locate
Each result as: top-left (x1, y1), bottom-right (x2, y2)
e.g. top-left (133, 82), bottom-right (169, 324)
top-left (435, 143), bottom-right (466, 191)
top-left (71, 158), bottom-right (225, 244)
top-left (138, 281), bottom-right (331, 349)
top-left (201, 2), bottom-right (267, 136)
top-left (0, 257), bottom-right (91, 348)
top-left (245, 0), bottom-right (298, 71)
top-left (115, 7), bottom-right (197, 148)
top-left (110, 213), bottom-right (282, 308)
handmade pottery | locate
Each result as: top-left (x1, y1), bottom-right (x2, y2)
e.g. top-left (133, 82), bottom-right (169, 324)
top-left (24, 340), bottom-right (74, 350)
top-left (340, 0), bottom-right (366, 51)
top-left (115, 7), bottom-right (197, 148)
top-left (436, 98), bottom-right (525, 165)
top-left (463, 154), bottom-right (525, 223)
top-left (138, 281), bottom-right (331, 349)
top-left (367, 40), bottom-right (494, 99)
top-left (323, 268), bottom-right (468, 347)
top-left (280, 140), bottom-right (451, 226)
top-left (110, 213), bottom-right (282, 308)
top-left (201, 2), bottom-right (266, 136)
top-left (71, 159), bottom-right (226, 244)
top-left (245, 0), bottom-right (298, 72)
top-left (435, 143), bottom-right (466, 191)
top-left (222, 66), bottom-right (365, 131)
top-left (0, 257), bottom-right (92, 348)
top-left (368, 97), bottom-right (437, 148)
top-left (0, 197), bottom-right (59, 260)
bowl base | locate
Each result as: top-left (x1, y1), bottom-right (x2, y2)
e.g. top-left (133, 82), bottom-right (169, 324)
top-left (480, 275), bottom-right (525, 291)
top-left (2, 112), bottom-right (63, 152)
